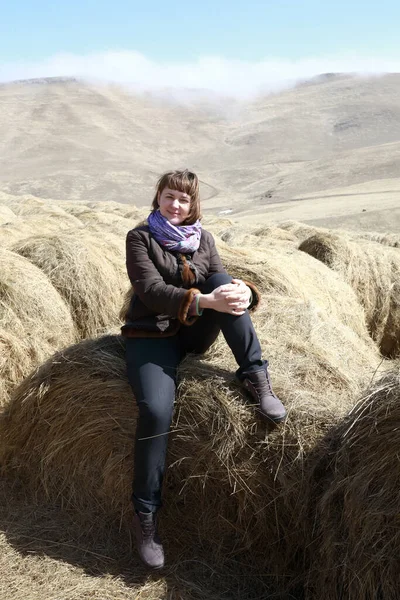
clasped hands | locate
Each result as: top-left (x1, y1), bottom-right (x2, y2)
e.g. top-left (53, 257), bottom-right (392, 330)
top-left (200, 278), bottom-right (251, 315)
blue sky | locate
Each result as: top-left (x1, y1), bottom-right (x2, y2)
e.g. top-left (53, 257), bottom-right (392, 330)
top-left (1, 0), bottom-right (400, 95)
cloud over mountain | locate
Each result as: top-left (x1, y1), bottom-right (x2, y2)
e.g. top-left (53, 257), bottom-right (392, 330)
top-left (1, 51), bottom-right (400, 99)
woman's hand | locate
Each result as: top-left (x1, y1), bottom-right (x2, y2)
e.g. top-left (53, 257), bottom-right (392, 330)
top-left (199, 279), bottom-right (251, 315)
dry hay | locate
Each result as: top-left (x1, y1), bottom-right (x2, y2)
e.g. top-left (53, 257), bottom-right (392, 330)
top-left (0, 248), bottom-right (76, 404)
top-left (0, 331), bottom-right (29, 405)
top-left (12, 234), bottom-right (126, 339)
top-left (304, 366), bottom-right (400, 600)
top-left (216, 223), bottom-right (297, 248)
top-left (85, 200), bottom-right (143, 221)
top-left (52, 200), bottom-right (93, 217)
top-left (0, 218), bottom-right (41, 248)
top-left (299, 231), bottom-right (400, 357)
top-left (215, 239), bottom-right (372, 342)
top-left (0, 480), bottom-right (275, 600)
top-left (0, 205), bottom-right (17, 226)
top-left (76, 210), bottom-right (134, 237)
top-left (355, 230), bottom-right (400, 248)
top-left (1, 194), bottom-right (83, 224)
top-left (0, 294), bottom-right (381, 584)
top-left (277, 220), bottom-right (322, 243)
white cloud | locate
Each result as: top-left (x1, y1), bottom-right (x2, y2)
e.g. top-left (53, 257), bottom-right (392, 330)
top-left (1, 51), bottom-right (399, 99)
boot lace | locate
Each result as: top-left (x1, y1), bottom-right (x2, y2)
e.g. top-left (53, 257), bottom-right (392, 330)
top-left (140, 516), bottom-right (156, 539)
top-left (252, 373), bottom-right (273, 397)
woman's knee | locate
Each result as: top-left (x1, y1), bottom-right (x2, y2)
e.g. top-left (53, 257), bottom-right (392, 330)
top-left (137, 392), bottom-right (175, 432)
top-left (202, 272), bottom-right (232, 293)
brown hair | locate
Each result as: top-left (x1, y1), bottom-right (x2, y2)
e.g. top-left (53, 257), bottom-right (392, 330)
top-left (150, 169), bottom-right (201, 225)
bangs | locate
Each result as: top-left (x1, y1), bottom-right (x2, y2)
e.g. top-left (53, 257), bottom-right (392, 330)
top-left (161, 171), bottom-right (198, 198)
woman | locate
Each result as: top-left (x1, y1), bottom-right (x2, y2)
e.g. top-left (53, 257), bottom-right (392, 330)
top-left (122, 170), bottom-right (286, 569)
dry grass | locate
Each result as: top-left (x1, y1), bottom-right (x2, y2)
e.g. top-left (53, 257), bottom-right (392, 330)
top-left (299, 231), bottom-right (400, 357)
top-left (0, 205), bottom-right (17, 226)
top-left (215, 238), bottom-right (371, 341)
top-left (0, 248), bottom-right (76, 404)
top-left (1, 188), bottom-right (399, 598)
top-left (355, 230), bottom-right (400, 248)
top-left (76, 211), bottom-right (135, 237)
top-left (0, 477), bottom-right (279, 600)
top-left (0, 331), bottom-right (29, 405)
top-left (0, 293), bottom-right (381, 588)
top-left (304, 365), bottom-right (400, 600)
top-left (275, 221), bottom-right (321, 243)
top-left (12, 234), bottom-right (126, 339)
top-left (219, 223), bottom-right (298, 247)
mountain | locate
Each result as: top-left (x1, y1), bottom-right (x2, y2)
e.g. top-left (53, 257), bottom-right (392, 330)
top-left (1, 74), bottom-right (400, 228)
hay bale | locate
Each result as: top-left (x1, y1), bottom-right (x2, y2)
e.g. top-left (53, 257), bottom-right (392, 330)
top-left (0, 205), bottom-right (17, 226)
top-left (305, 366), bottom-right (400, 600)
top-left (277, 221), bottom-right (322, 242)
top-left (53, 200), bottom-right (93, 217)
top-left (356, 231), bottom-right (400, 248)
top-left (217, 224), bottom-right (297, 247)
top-left (0, 194), bottom-right (85, 238)
top-left (12, 234), bottom-right (126, 339)
top-left (216, 240), bottom-right (371, 342)
top-left (299, 232), bottom-right (400, 357)
top-left (76, 210), bottom-right (134, 237)
top-left (0, 330), bottom-right (30, 405)
top-left (0, 248), bottom-right (76, 403)
top-left (0, 296), bottom-right (381, 580)
top-left (85, 200), bottom-right (142, 220)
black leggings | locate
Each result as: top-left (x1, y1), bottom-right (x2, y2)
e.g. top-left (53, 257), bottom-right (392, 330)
top-left (125, 273), bottom-right (266, 513)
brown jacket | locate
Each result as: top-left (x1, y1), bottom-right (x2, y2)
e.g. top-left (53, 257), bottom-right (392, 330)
top-left (121, 225), bottom-right (260, 338)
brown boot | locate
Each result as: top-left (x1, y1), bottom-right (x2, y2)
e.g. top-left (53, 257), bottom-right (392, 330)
top-left (242, 369), bottom-right (287, 423)
top-left (133, 511), bottom-right (165, 569)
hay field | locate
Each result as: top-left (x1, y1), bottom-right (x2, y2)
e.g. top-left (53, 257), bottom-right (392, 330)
top-left (1, 189), bottom-right (400, 599)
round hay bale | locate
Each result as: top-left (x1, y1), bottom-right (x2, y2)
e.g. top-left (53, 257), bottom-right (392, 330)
top-left (209, 296), bottom-right (380, 412)
top-left (3, 195), bottom-right (83, 223)
top-left (0, 330), bottom-right (30, 405)
top-left (12, 234), bottom-right (126, 339)
top-left (76, 211), bottom-right (133, 237)
top-left (215, 240), bottom-right (371, 342)
top-left (0, 248), bottom-right (76, 403)
top-left (0, 194), bottom-right (85, 236)
top-left (355, 230), bottom-right (400, 248)
top-left (0, 205), bottom-right (17, 226)
top-left (0, 296), bottom-right (381, 580)
top-left (305, 367), bottom-right (400, 600)
top-left (53, 201), bottom-right (92, 217)
top-left (0, 193), bottom-right (47, 213)
top-left (85, 200), bottom-right (142, 220)
top-left (0, 219), bottom-right (39, 247)
top-left (299, 232), bottom-right (400, 357)
top-left (277, 221), bottom-right (322, 243)
top-left (217, 224), bottom-right (297, 247)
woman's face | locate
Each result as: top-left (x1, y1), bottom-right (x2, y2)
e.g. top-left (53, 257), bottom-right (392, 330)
top-left (158, 187), bottom-right (191, 226)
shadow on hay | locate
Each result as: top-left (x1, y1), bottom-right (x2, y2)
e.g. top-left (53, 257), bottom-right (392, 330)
top-left (0, 478), bottom-right (298, 600)
top-left (0, 335), bottom-right (302, 599)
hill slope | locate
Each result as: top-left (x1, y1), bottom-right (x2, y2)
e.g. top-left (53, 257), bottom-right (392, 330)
top-left (1, 74), bottom-right (400, 229)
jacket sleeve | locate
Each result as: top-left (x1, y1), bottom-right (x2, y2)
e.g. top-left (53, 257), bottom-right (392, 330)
top-left (242, 281), bottom-right (261, 312)
top-left (206, 232), bottom-right (228, 275)
top-left (126, 229), bottom-right (200, 325)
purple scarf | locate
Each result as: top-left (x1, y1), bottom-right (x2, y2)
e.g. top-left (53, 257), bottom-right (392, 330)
top-left (148, 210), bottom-right (202, 253)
